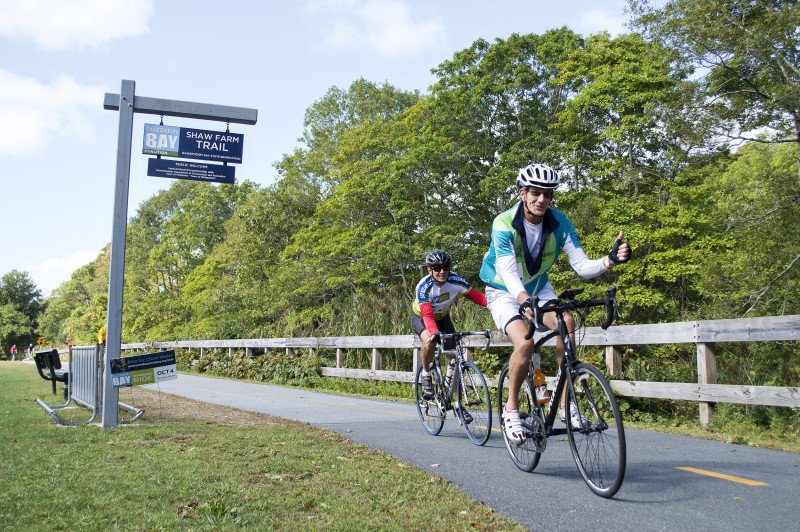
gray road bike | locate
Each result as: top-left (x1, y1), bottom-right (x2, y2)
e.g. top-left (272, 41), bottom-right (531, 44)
top-left (414, 330), bottom-right (493, 446)
top-left (497, 286), bottom-right (626, 497)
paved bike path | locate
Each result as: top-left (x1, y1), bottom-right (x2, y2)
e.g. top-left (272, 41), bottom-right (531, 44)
top-left (145, 374), bottom-right (799, 531)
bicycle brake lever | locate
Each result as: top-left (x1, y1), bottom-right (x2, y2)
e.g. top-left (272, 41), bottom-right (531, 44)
top-left (613, 297), bottom-right (622, 319)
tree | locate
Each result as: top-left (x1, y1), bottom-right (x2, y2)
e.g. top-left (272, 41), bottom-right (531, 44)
top-left (0, 270), bottom-right (43, 356)
top-left (38, 247), bottom-right (109, 345)
top-left (402, 30), bottom-right (585, 275)
top-left (183, 172), bottom-right (319, 338)
top-left (122, 180), bottom-right (255, 340)
top-left (702, 141), bottom-right (800, 317)
top-left (553, 32), bottom-right (694, 194)
top-left (629, 0), bottom-right (800, 181)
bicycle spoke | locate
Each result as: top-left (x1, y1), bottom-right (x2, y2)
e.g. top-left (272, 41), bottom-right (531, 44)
top-left (414, 363), bottom-right (445, 436)
top-left (497, 365), bottom-right (541, 471)
top-left (458, 362), bottom-right (492, 446)
top-left (566, 363), bottom-right (626, 497)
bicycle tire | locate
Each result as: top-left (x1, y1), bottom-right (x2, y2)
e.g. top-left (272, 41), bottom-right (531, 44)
top-left (414, 362), bottom-right (445, 436)
top-left (565, 363), bottom-right (626, 497)
top-left (458, 361), bottom-right (492, 446)
top-left (497, 364), bottom-right (541, 471)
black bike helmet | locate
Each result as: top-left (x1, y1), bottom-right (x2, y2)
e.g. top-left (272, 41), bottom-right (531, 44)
top-left (425, 250), bottom-right (452, 268)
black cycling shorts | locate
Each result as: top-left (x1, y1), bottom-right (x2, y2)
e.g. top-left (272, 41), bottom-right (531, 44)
top-left (411, 314), bottom-right (456, 349)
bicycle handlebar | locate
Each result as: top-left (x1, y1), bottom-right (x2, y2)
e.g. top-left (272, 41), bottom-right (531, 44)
top-left (435, 329), bottom-right (492, 350)
top-left (524, 286), bottom-right (621, 340)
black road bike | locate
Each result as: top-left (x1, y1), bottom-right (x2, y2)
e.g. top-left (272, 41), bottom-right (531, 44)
top-left (414, 330), bottom-right (493, 446)
top-left (497, 286), bottom-right (626, 497)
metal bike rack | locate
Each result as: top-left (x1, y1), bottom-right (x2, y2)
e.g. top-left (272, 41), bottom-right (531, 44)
top-left (35, 345), bottom-right (143, 425)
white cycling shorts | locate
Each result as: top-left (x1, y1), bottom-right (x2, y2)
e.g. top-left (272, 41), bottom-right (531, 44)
top-left (485, 285), bottom-right (557, 335)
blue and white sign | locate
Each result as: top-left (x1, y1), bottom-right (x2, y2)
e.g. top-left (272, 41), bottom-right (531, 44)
top-left (142, 124), bottom-right (244, 163)
top-left (179, 127), bottom-right (244, 163)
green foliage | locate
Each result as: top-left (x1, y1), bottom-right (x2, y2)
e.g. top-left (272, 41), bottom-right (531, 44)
top-left (176, 348), bottom-right (322, 387)
top-left (0, 269), bottom-right (43, 356)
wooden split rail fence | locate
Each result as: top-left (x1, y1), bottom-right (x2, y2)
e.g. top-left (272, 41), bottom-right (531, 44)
top-left (122, 314), bottom-right (800, 425)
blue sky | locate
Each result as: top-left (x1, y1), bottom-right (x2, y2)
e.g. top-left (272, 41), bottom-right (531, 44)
top-left (0, 0), bottom-right (629, 297)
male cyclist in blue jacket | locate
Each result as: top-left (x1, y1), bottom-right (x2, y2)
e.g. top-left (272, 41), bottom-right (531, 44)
top-left (480, 164), bottom-right (630, 443)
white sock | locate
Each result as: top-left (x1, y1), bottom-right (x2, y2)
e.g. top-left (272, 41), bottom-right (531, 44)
top-left (421, 370), bottom-right (431, 377)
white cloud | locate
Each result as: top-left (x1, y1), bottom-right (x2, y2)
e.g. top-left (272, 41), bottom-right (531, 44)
top-left (0, 69), bottom-right (103, 156)
top-left (0, 0), bottom-right (154, 51)
top-left (26, 250), bottom-right (101, 297)
top-left (304, 0), bottom-right (446, 58)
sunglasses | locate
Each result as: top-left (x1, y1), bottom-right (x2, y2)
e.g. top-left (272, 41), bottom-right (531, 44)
top-left (431, 265), bottom-right (450, 273)
top-left (526, 189), bottom-right (554, 200)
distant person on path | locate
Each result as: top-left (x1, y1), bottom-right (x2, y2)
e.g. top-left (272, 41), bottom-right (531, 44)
top-left (10, 344), bottom-right (17, 361)
top-left (480, 163), bottom-right (630, 444)
top-left (412, 250), bottom-right (488, 419)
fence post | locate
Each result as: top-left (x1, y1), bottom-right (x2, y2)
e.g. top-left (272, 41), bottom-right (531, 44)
top-left (286, 348), bottom-right (294, 357)
top-left (464, 347), bottom-right (474, 362)
top-left (697, 342), bottom-right (717, 426)
top-left (336, 348), bottom-right (344, 368)
top-left (412, 348), bottom-right (420, 372)
top-left (309, 348), bottom-right (316, 358)
top-left (606, 346), bottom-right (622, 377)
top-left (246, 347), bottom-right (253, 357)
top-left (372, 348), bottom-right (382, 371)
top-left (200, 347), bottom-right (206, 358)
top-left (229, 347), bottom-right (235, 358)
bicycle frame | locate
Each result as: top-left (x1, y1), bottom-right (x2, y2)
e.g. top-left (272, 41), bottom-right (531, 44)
top-left (431, 329), bottom-right (490, 409)
top-left (530, 323), bottom-right (582, 436)
top-left (430, 346), bottom-right (461, 410)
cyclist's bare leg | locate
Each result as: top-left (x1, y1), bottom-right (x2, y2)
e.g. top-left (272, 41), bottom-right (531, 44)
top-left (503, 319), bottom-right (536, 411)
top-left (419, 329), bottom-right (436, 372)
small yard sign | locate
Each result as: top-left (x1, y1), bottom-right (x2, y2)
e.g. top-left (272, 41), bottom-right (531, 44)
top-left (110, 350), bottom-right (177, 388)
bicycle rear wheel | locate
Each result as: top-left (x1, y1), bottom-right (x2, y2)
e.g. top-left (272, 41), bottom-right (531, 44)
top-left (565, 363), bottom-right (626, 497)
top-left (497, 364), bottom-right (541, 471)
top-left (414, 362), bottom-right (445, 436)
top-left (458, 361), bottom-right (492, 446)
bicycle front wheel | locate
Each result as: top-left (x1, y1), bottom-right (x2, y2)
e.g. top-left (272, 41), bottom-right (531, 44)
top-left (497, 364), bottom-right (541, 472)
top-left (565, 363), bottom-right (626, 498)
top-left (414, 362), bottom-right (445, 436)
top-left (458, 361), bottom-right (492, 446)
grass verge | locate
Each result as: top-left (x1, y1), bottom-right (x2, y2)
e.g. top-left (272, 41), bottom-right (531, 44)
top-left (1, 362), bottom-right (523, 531)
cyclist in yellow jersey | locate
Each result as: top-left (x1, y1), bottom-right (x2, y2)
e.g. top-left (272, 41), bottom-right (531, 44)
top-left (413, 251), bottom-right (488, 413)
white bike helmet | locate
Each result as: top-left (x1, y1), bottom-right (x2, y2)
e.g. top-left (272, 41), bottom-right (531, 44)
top-left (516, 164), bottom-right (560, 190)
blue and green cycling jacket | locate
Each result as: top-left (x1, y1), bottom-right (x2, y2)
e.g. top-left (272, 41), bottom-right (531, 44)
top-left (479, 202), bottom-right (581, 295)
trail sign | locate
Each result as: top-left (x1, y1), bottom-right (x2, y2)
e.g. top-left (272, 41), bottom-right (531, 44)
top-left (143, 123), bottom-right (243, 163)
top-left (37, 338), bottom-right (45, 346)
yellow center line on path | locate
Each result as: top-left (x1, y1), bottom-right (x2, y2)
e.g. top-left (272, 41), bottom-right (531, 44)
top-left (676, 467), bottom-right (769, 486)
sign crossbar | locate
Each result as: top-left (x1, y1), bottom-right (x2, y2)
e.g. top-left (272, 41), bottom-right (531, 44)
top-left (104, 93), bottom-right (258, 125)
